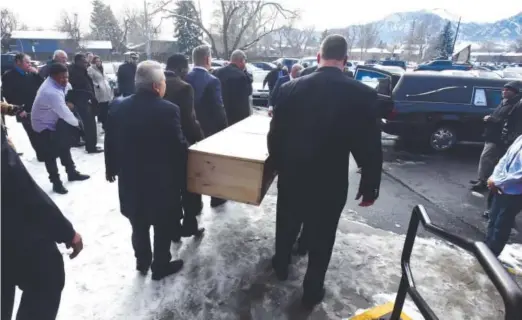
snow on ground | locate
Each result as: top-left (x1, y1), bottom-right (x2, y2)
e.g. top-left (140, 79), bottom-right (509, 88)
top-left (4, 117), bottom-right (517, 320)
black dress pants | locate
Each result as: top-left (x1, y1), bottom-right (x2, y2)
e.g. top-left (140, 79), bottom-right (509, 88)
top-left (75, 103), bottom-right (98, 152)
top-left (129, 214), bottom-right (173, 272)
top-left (97, 102), bottom-right (109, 129)
top-left (2, 243), bottom-right (65, 320)
top-left (274, 179), bottom-right (342, 295)
top-left (20, 115), bottom-right (44, 160)
top-left (37, 130), bottom-right (76, 184)
top-left (182, 191), bottom-right (203, 232)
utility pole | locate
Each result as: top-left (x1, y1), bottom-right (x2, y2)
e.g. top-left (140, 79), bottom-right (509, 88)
top-left (144, 0), bottom-right (152, 59)
top-left (451, 16), bottom-right (461, 55)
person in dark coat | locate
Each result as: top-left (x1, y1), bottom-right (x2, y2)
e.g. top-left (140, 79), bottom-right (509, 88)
top-left (104, 61), bottom-right (186, 280)
top-left (263, 62), bottom-right (287, 93)
top-left (268, 63), bottom-right (303, 114)
top-left (164, 53), bottom-right (205, 239)
top-left (117, 52), bottom-right (139, 97)
top-left (68, 53), bottom-right (103, 153)
top-left (471, 81), bottom-right (522, 192)
top-left (301, 64), bottom-right (354, 78)
top-left (267, 34), bottom-right (382, 308)
top-left (1, 129), bottom-right (83, 320)
top-left (1, 53), bottom-right (44, 160)
top-left (185, 45), bottom-right (228, 208)
top-left (213, 50), bottom-right (253, 126)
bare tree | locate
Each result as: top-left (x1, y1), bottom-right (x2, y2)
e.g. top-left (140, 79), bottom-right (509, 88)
top-left (1, 9), bottom-right (18, 52)
top-left (339, 27), bottom-right (357, 55)
top-left (511, 37), bottom-right (522, 53)
top-left (123, 7), bottom-right (161, 46)
top-left (56, 11), bottom-right (82, 50)
top-left (159, 0), bottom-right (297, 58)
top-left (356, 23), bottom-right (379, 59)
top-left (280, 18), bottom-right (315, 56)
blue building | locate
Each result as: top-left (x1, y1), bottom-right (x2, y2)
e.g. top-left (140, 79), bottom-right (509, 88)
top-left (9, 30), bottom-right (112, 61)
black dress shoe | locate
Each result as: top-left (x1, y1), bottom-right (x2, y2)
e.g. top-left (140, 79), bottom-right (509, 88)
top-left (210, 198), bottom-right (227, 208)
top-left (471, 181), bottom-right (488, 192)
top-left (87, 147), bottom-right (104, 154)
top-left (68, 171), bottom-right (90, 181)
top-left (136, 262), bottom-right (150, 275)
top-left (271, 256), bottom-right (289, 281)
top-left (74, 141), bottom-right (86, 148)
top-left (302, 288), bottom-right (326, 309)
top-left (470, 179), bottom-right (479, 184)
top-left (151, 260), bottom-right (184, 281)
top-left (53, 182), bottom-right (68, 194)
top-left (181, 227), bottom-right (205, 238)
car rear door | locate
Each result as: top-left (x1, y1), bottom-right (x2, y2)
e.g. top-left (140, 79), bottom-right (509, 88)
top-left (354, 66), bottom-right (395, 119)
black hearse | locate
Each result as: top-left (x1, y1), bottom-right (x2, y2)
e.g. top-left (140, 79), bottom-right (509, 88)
top-left (355, 66), bottom-right (510, 151)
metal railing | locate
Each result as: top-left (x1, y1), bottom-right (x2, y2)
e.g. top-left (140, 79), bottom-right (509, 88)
top-left (389, 205), bottom-right (522, 320)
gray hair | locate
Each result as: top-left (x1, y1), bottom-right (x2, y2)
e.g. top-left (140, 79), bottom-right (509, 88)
top-left (230, 49), bottom-right (246, 63)
top-left (135, 60), bottom-right (165, 91)
top-left (291, 63), bottom-right (303, 72)
top-left (192, 45), bottom-right (211, 66)
top-left (53, 49), bottom-right (67, 60)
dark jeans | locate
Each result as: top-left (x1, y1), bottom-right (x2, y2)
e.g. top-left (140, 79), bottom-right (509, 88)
top-left (37, 130), bottom-right (76, 183)
top-left (485, 193), bottom-right (522, 256)
top-left (129, 215), bottom-right (173, 272)
top-left (75, 103), bottom-right (98, 151)
top-left (2, 243), bottom-right (65, 320)
top-left (20, 115), bottom-right (44, 160)
top-left (97, 101), bottom-right (109, 129)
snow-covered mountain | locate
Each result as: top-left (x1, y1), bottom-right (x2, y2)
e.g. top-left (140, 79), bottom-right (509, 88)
top-left (356, 10), bottom-right (522, 44)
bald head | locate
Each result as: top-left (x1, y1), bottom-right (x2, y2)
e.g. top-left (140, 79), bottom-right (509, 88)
top-left (290, 63), bottom-right (303, 78)
top-left (319, 34), bottom-right (348, 68)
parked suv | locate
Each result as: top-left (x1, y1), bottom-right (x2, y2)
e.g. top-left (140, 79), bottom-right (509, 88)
top-left (355, 66), bottom-right (510, 151)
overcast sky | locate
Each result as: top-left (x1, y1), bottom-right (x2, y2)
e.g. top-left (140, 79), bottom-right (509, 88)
top-left (4, 0), bottom-right (521, 33)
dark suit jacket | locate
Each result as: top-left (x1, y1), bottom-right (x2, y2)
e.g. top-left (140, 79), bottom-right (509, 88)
top-left (263, 68), bottom-right (288, 92)
top-left (299, 65), bottom-right (317, 77)
top-left (104, 91), bottom-right (188, 222)
top-left (117, 62), bottom-right (137, 97)
top-left (164, 71), bottom-right (204, 145)
top-left (269, 75), bottom-right (291, 107)
top-left (68, 64), bottom-right (96, 108)
top-left (2, 129), bottom-right (75, 253)
top-left (267, 66), bottom-right (382, 206)
top-left (185, 67), bottom-right (227, 136)
top-left (1, 68), bottom-right (43, 114)
top-left (213, 64), bottom-right (253, 126)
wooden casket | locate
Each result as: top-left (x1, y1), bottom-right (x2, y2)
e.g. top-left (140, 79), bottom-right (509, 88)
top-left (187, 115), bottom-right (276, 205)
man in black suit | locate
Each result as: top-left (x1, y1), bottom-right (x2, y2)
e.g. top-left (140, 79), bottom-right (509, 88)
top-left (164, 54), bottom-right (205, 238)
top-left (68, 53), bottom-right (103, 154)
top-left (2, 129), bottom-right (83, 320)
top-left (263, 62), bottom-right (287, 94)
top-left (213, 50), bottom-right (253, 126)
top-left (268, 34), bottom-right (382, 308)
top-left (104, 61), bottom-right (186, 280)
top-left (1, 53), bottom-right (44, 160)
top-left (268, 63), bottom-right (303, 115)
top-left (185, 45), bottom-right (228, 208)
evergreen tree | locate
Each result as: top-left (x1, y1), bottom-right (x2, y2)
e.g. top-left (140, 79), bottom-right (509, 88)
top-left (90, 0), bottom-right (125, 53)
top-left (174, 0), bottom-right (202, 57)
top-left (435, 21), bottom-right (454, 59)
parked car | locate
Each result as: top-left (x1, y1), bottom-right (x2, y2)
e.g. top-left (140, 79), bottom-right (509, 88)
top-left (1, 53), bottom-right (16, 75)
top-left (379, 59), bottom-right (407, 70)
top-left (355, 65), bottom-right (510, 151)
top-left (298, 56), bottom-right (317, 68)
top-left (251, 61), bottom-right (276, 71)
top-left (496, 70), bottom-right (522, 80)
top-left (103, 62), bottom-right (122, 96)
top-left (414, 59), bottom-right (473, 72)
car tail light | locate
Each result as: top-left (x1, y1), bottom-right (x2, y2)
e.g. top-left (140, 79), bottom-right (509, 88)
top-left (388, 107), bottom-right (398, 120)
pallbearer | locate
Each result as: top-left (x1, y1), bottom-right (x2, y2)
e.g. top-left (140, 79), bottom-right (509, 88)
top-left (267, 34), bottom-right (383, 308)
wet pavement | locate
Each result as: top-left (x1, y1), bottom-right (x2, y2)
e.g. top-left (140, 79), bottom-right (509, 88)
top-left (5, 116), bottom-right (521, 320)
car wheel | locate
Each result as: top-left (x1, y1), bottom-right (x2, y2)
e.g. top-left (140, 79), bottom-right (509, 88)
top-left (429, 126), bottom-right (457, 151)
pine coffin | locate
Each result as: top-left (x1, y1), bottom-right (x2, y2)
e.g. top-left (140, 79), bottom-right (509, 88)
top-left (187, 115), bottom-right (276, 205)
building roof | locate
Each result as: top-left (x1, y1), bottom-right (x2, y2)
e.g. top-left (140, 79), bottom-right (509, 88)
top-left (11, 30), bottom-right (70, 40)
top-left (80, 40), bottom-right (112, 50)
